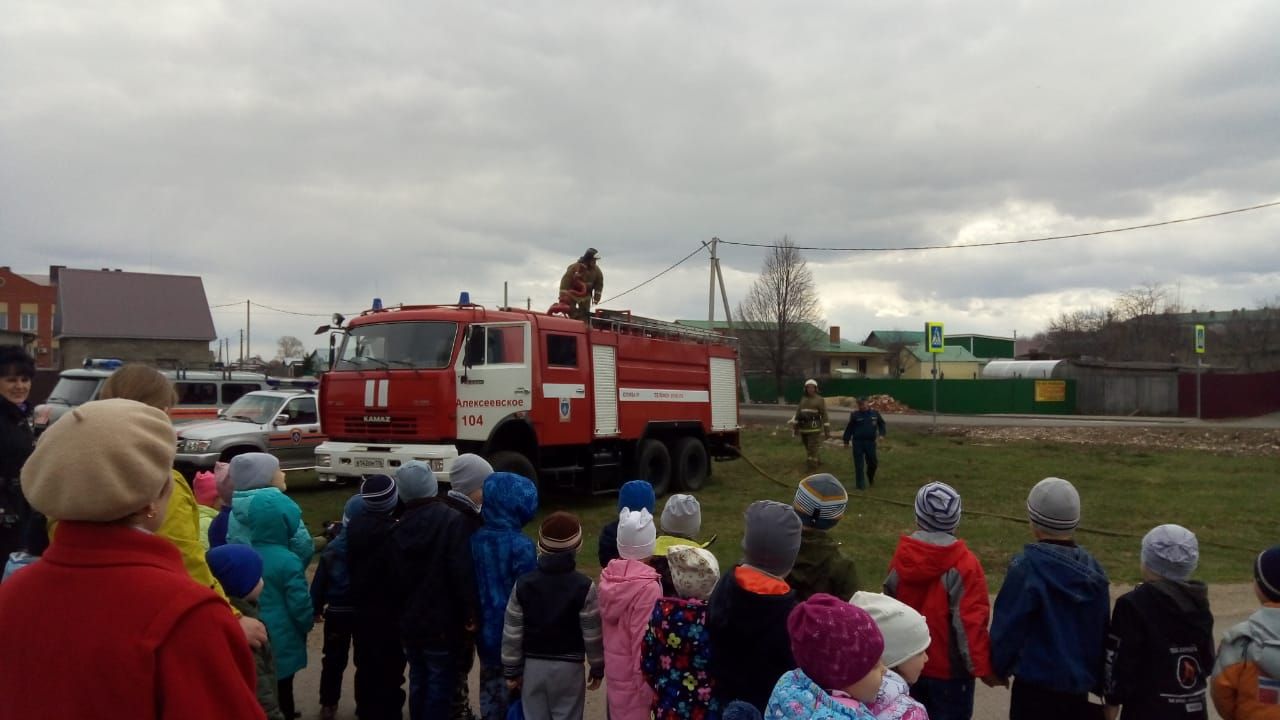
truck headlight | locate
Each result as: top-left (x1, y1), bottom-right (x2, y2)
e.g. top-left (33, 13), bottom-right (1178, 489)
top-left (316, 454), bottom-right (332, 468)
top-left (180, 439), bottom-right (211, 452)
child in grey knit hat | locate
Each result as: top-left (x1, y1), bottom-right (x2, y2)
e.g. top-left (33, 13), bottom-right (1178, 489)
top-left (1105, 525), bottom-right (1213, 720)
top-left (706, 500), bottom-right (803, 712)
top-left (990, 477), bottom-right (1111, 720)
top-left (651, 494), bottom-right (715, 596)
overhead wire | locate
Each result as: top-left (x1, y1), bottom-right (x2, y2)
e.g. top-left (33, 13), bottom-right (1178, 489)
top-left (716, 199), bottom-right (1280, 252)
top-left (601, 244), bottom-right (710, 304)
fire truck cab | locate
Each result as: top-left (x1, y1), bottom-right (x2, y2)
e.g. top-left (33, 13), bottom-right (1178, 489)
top-left (315, 302), bottom-right (740, 495)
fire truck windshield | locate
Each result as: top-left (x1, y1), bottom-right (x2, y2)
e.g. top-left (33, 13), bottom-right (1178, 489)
top-left (335, 321), bottom-right (458, 371)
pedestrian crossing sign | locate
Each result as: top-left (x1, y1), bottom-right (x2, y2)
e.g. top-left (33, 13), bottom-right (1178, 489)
top-left (1194, 324), bottom-right (1206, 354)
top-left (926, 322), bottom-right (944, 353)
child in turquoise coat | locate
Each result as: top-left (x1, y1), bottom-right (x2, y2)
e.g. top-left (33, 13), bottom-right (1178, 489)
top-left (229, 454), bottom-right (315, 719)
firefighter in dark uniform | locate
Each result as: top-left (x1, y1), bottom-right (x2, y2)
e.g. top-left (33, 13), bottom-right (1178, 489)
top-left (790, 379), bottom-right (830, 467)
top-left (842, 396), bottom-right (886, 490)
top-left (559, 248), bottom-right (604, 320)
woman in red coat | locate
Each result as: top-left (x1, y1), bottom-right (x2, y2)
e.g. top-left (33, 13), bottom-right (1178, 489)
top-left (0, 398), bottom-right (264, 720)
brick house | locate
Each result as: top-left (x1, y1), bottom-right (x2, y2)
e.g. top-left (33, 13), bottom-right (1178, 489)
top-left (55, 268), bottom-right (216, 369)
top-left (0, 266), bottom-right (61, 367)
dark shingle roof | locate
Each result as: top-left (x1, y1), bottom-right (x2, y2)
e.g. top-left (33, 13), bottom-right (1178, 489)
top-left (56, 269), bottom-right (216, 341)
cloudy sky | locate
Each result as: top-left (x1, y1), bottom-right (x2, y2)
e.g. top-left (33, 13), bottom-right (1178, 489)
top-left (3, 1), bottom-right (1278, 357)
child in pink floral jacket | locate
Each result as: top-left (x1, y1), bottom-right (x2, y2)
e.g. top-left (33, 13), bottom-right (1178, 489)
top-left (642, 545), bottom-right (722, 720)
top-left (852, 592), bottom-right (932, 720)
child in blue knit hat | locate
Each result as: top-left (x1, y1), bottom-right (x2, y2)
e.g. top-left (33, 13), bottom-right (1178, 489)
top-left (208, 544), bottom-right (286, 720)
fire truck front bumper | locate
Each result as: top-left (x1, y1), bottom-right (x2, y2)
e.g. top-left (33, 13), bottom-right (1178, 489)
top-left (314, 441), bottom-right (459, 484)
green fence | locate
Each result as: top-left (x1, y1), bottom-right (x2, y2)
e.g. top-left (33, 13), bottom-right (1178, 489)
top-left (746, 376), bottom-right (1077, 415)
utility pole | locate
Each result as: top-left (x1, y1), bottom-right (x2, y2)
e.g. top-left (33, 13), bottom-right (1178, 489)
top-left (503, 282), bottom-right (509, 310)
top-left (239, 329), bottom-right (244, 365)
top-left (932, 354), bottom-right (938, 428)
top-left (707, 237), bottom-right (718, 322)
top-left (245, 300), bottom-right (251, 363)
top-left (526, 297), bottom-right (531, 311)
top-left (706, 237), bottom-right (750, 403)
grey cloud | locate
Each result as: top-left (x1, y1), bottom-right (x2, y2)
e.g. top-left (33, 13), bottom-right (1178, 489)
top-left (2, 0), bottom-right (1278, 352)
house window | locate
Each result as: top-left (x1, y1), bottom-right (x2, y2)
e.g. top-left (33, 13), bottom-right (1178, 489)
top-left (20, 313), bottom-right (37, 332)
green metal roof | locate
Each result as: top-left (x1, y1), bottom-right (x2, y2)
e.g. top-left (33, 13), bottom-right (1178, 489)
top-left (865, 330), bottom-right (927, 346)
top-left (903, 344), bottom-right (982, 362)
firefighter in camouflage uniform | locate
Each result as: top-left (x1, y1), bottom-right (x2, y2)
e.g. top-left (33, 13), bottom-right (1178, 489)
top-left (790, 379), bottom-right (830, 467)
top-left (558, 248), bottom-right (604, 320)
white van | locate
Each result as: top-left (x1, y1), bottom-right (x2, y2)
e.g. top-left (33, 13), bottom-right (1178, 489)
top-left (32, 359), bottom-right (309, 434)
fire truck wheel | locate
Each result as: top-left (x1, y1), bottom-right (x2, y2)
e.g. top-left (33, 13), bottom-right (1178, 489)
top-left (671, 436), bottom-right (709, 491)
top-left (634, 439), bottom-right (672, 496)
top-left (488, 450), bottom-right (539, 489)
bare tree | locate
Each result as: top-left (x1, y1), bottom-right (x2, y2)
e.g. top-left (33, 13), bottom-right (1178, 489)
top-left (1114, 281), bottom-right (1177, 321)
top-left (736, 237), bottom-right (823, 401)
top-left (1045, 307), bottom-right (1111, 358)
top-left (276, 335), bottom-right (305, 360)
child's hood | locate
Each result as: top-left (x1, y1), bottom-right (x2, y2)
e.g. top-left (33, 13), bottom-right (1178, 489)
top-left (1244, 607), bottom-right (1280, 678)
top-left (1021, 542), bottom-right (1109, 602)
top-left (892, 534), bottom-right (970, 582)
top-left (600, 558), bottom-right (660, 622)
top-left (234, 487), bottom-right (302, 546)
top-left (654, 596), bottom-right (709, 623)
top-left (768, 668), bottom-right (877, 720)
top-left (479, 472), bottom-right (538, 532)
top-left (866, 669), bottom-right (924, 720)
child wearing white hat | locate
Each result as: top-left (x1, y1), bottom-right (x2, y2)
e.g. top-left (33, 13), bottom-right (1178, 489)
top-left (852, 592), bottom-right (931, 720)
top-left (599, 509), bottom-right (663, 720)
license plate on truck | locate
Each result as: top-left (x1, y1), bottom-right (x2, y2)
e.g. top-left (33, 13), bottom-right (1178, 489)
top-left (355, 458), bottom-right (384, 468)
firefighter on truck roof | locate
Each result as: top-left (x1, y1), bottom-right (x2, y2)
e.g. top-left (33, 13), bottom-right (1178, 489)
top-left (790, 378), bottom-right (831, 467)
top-left (558, 247), bottom-right (603, 320)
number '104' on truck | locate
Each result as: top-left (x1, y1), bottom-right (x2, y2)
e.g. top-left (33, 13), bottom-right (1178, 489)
top-left (315, 299), bottom-right (741, 494)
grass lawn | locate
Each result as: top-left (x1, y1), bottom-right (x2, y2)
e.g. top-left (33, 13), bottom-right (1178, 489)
top-left (287, 425), bottom-right (1276, 592)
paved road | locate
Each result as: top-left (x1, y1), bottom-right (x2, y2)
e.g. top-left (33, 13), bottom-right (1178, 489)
top-left (741, 404), bottom-right (1280, 430)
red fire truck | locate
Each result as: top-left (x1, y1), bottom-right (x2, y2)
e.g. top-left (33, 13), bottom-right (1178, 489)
top-left (314, 301), bottom-right (741, 494)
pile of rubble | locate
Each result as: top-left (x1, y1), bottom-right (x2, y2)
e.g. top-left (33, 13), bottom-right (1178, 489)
top-left (829, 394), bottom-right (916, 414)
top-left (949, 426), bottom-right (1280, 457)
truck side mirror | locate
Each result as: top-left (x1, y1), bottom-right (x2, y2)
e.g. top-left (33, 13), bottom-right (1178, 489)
top-left (274, 414), bottom-right (290, 426)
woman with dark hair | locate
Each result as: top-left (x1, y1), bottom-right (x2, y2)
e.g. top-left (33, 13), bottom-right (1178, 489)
top-left (0, 346), bottom-right (36, 563)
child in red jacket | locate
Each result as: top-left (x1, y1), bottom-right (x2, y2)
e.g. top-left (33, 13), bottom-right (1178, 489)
top-left (884, 482), bottom-right (995, 720)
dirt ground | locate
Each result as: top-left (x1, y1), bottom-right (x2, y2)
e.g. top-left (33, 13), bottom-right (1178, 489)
top-left (293, 582), bottom-right (1259, 720)
top-left (945, 425), bottom-right (1280, 457)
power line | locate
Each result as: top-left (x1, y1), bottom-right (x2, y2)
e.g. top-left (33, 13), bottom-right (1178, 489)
top-left (250, 301), bottom-right (333, 318)
top-left (716, 199), bottom-right (1280, 252)
top-left (208, 301), bottom-right (243, 309)
top-left (602, 245), bottom-right (710, 304)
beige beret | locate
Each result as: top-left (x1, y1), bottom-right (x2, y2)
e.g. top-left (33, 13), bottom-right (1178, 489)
top-left (22, 398), bottom-right (176, 522)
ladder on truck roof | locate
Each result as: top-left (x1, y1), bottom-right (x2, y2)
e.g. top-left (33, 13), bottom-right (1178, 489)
top-left (589, 309), bottom-right (737, 346)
